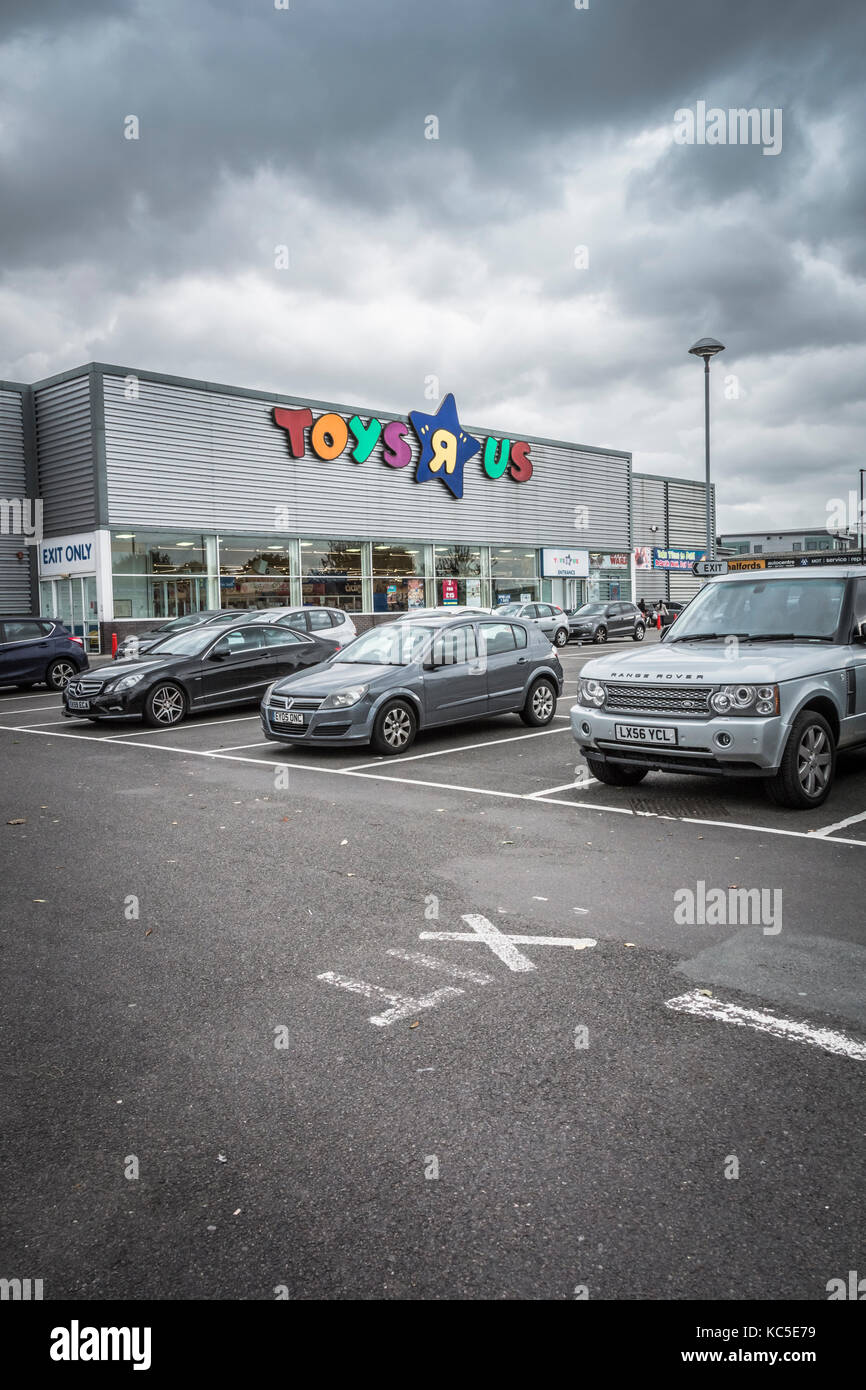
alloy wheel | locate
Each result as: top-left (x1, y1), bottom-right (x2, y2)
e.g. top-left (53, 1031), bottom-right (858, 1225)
top-left (49, 661), bottom-right (76, 690)
top-left (531, 683), bottom-right (555, 720)
top-left (383, 706), bottom-right (412, 748)
top-left (796, 725), bottom-right (831, 798)
top-left (151, 686), bottom-right (185, 724)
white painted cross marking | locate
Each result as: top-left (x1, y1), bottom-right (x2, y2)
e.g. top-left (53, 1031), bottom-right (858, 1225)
top-left (419, 913), bottom-right (597, 972)
top-left (316, 971), bottom-right (463, 1027)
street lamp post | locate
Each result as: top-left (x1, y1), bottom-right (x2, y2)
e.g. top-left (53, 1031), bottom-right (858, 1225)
top-left (688, 337), bottom-right (725, 560)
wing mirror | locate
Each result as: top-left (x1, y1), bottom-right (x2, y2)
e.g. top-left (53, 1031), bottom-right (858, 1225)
top-left (854, 620), bottom-right (866, 644)
top-left (210, 640), bottom-right (230, 660)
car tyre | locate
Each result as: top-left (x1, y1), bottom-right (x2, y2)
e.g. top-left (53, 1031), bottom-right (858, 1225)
top-left (520, 677), bottom-right (558, 727)
top-left (593, 625), bottom-right (608, 644)
top-left (765, 709), bottom-right (835, 810)
top-left (633, 624), bottom-right (645, 642)
top-left (371, 699), bottom-right (417, 755)
top-left (585, 754), bottom-right (648, 786)
top-left (143, 682), bottom-right (187, 728)
top-left (45, 659), bottom-right (77, 691)
top-left (553, 626), bottom-right (568, 647)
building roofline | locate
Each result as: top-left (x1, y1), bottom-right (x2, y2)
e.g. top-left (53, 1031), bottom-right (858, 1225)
top-left (24, 361), bottom-right (633, 462)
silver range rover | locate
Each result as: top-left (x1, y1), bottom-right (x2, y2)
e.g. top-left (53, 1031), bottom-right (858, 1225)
top-left (570, 565), bottom-right (866, 809)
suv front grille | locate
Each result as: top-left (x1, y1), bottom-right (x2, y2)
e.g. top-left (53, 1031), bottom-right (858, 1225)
top-left (603, 682), bottom-right (715, 716)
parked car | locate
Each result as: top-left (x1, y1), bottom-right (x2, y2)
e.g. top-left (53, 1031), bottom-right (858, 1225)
top-left (0, 616), bottom-right (89, 691)
top-left (262, 614), bottom-right (563, 755)
top-left (248, 605), bottom-right (356, 646)
top-left (63, 622), bottom-right (337, 726)
top-left (115, 608), bottom-right (261, 660)
top-left (568, 601), bottom-right (646, 644)
top-left (571, 565), bottom-right (866, 809)
top-left (493, 601), bottom-right (570, 647)
top-left (647, 600), bottom-right (688, 631)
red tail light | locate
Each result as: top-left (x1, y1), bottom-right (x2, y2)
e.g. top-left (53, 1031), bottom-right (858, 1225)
top-left (69, 636), bottom-right (84, 646)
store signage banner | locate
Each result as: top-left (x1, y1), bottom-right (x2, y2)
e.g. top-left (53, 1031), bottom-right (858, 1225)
top-left (541, 548), bottom-right (590, 577)
top-left (38, 531), bottom-right (97, 577)
top-left (272, 392), bottom-right (533, 502)
top-left (652, 547), bottom-right (706, 571)
top-left (590, 551), bottom-right (630, 568)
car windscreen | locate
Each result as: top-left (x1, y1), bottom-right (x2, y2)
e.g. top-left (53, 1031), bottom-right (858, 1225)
top-left (335, 623), bottom-right (436, 665)
top-left (572, 604), bottom-right (604, 616)
top-left (670, 577), bottom-right (846, 642)
top-left (159, 612), bottom-right (208, 633)
top-left (495, 604), bottom-right (522, 615)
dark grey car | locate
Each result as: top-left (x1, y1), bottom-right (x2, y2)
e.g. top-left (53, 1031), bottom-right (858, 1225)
top-left (568, 601), bottom-right (646, 644)
top-left (261, 614), bottom-right (564, 755)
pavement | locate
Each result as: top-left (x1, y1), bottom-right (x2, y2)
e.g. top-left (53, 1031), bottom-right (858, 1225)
top-left (1, 632), bottom-right (864, 1300)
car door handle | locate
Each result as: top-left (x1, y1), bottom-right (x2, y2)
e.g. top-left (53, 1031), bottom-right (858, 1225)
top-left (517, 656), bottom-right (528, 663)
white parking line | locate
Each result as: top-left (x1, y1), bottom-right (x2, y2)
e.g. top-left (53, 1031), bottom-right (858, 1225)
top-left (0, 704), bottom-right (62, 716)
top-left (527, 778), bottom-right (599, 796)
top-left (665, 991), bottom-right (866, 1062)
top-left (385, 948), bottom-right (495, 985)
top-left (420, 913), bottom-right (597, 971)
top-left (810, 808), bottom-right (866, 837)
top-left (109, 714), bottom-right (262, 738)
top-left (351, 724), bottom-right (571, 769)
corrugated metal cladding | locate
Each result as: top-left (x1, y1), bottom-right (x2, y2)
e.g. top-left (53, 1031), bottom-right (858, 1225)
top-left (34, 376), bottom-right (97, 535)
top-left (102, 375), bottom-right (631, 548)
top-left (0, 388), bottom-right (33, 610)
top-left (631, 474), bottom-right (713, 603)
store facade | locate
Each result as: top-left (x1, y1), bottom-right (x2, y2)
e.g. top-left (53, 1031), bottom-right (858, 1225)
top-left (1, 364), bottom-right (713, 649)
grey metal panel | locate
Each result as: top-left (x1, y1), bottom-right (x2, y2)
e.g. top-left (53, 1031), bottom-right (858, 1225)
top-left (0, 387), bottom-right (33, 612)
top-left (631, 474), bottom-right (668, 545)
top-left (102, 375), bottom-right (631, 549)
top-left (667, 479), bottom-right (715, 549)
top-left (34, 375), bottom-right (97, 535)
top-left (669, 572), bottom-right (704, 602)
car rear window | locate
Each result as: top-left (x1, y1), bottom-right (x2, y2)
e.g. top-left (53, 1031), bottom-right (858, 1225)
top-left (308, 609), bottom-right (334, 630)
top-left (262, 626), bottom-right (306, 646)
top-left (3, 620), bottom-right (45, 642)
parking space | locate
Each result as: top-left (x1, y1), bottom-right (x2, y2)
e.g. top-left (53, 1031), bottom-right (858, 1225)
top-left (3, 632), bottom-right (866, 848)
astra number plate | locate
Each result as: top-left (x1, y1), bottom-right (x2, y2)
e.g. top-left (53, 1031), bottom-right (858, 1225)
top-left (614, 723), bottom-right (678, 745)
top-left (273, 710), bottom-right (305, 725)
top-left (67, 699), bottom-right (91, 710)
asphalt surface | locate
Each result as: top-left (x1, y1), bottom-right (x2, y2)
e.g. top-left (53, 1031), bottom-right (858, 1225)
top-left (1, 634), bottom-right (864, 1300)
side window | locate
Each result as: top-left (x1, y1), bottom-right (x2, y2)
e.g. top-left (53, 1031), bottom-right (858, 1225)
top-left (309, 609), bottom-right (333, 631)
top-left (280, 612), bottom-right (307, 630)
top-left (522, 604), bottom-right (538, 618)
top-left (536, 604), bottom-right (552, 618)
top-left (4, 620), bottom-right (44, 642)
top-left (432, 625), bottom-right (478, 666)
top-left (328, 610), bottom-right (343, 627)
top-left (262, 627), bottom-right (304, 647)
top-left (224, 627), bottom-right (266, 652)
top-left (479, 622), bottom-right (518, 656)
top-left (512, 624), bottom-right (528, 649)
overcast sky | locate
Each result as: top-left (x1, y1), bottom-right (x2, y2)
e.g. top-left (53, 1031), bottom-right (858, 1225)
top-left (1, 0), bottom-right (864, 534)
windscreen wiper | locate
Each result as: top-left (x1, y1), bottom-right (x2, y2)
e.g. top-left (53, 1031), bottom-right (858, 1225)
top-left (668, 632), bottom-right (749, 643)
top-left (742, 633), bottom-right (834, 643)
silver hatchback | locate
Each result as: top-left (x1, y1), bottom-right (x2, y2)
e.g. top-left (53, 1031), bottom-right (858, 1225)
top-left (261, 614), bottom-right (564, 754)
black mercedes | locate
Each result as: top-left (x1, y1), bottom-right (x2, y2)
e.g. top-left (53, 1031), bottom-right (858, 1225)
top-left (63, 622), bottom-right (339, 726)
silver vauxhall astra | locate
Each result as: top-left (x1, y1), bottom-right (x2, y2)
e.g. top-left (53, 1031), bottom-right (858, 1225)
top-left (261, 613), bottom-right (564, 755)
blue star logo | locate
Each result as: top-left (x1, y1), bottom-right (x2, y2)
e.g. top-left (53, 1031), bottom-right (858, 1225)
top-left (408, 393), bottom-right (480, 500)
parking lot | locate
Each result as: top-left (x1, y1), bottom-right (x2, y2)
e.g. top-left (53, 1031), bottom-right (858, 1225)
top-left (1, 631), bottom-right (865, 1299)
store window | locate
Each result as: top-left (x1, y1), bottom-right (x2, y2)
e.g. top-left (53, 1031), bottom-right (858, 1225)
top-left (111, 531), bottom-right (213, 619)
top-left (434, 544), bottom-right (483, 607)
top-left (372, 541), bottom-right (426, 612)
top-left (301, 539), bottom-right (363, 612)
top-left (218, 535), bottom-right (296, 609)
top-left (489, 546), bottom-right (539, 606)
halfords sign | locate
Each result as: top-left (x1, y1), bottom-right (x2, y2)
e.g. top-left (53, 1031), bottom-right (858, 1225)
top-left (272, 392), bottom-right (533, 501)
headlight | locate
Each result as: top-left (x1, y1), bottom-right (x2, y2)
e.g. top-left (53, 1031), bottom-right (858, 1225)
top-left (710, 684), bottom-right (779, 716)
top-left (109, 672), bottom-right (146, 693)
top-left (263, 682), bottom-right (278, 704)
top-left (577, 678), bottom-right (606, 708)
top-left (322, 684), bottom-right (368, 709)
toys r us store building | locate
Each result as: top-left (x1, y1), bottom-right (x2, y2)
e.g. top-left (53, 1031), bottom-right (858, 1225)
top-left (0, 363), bottom-right (714, 651)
